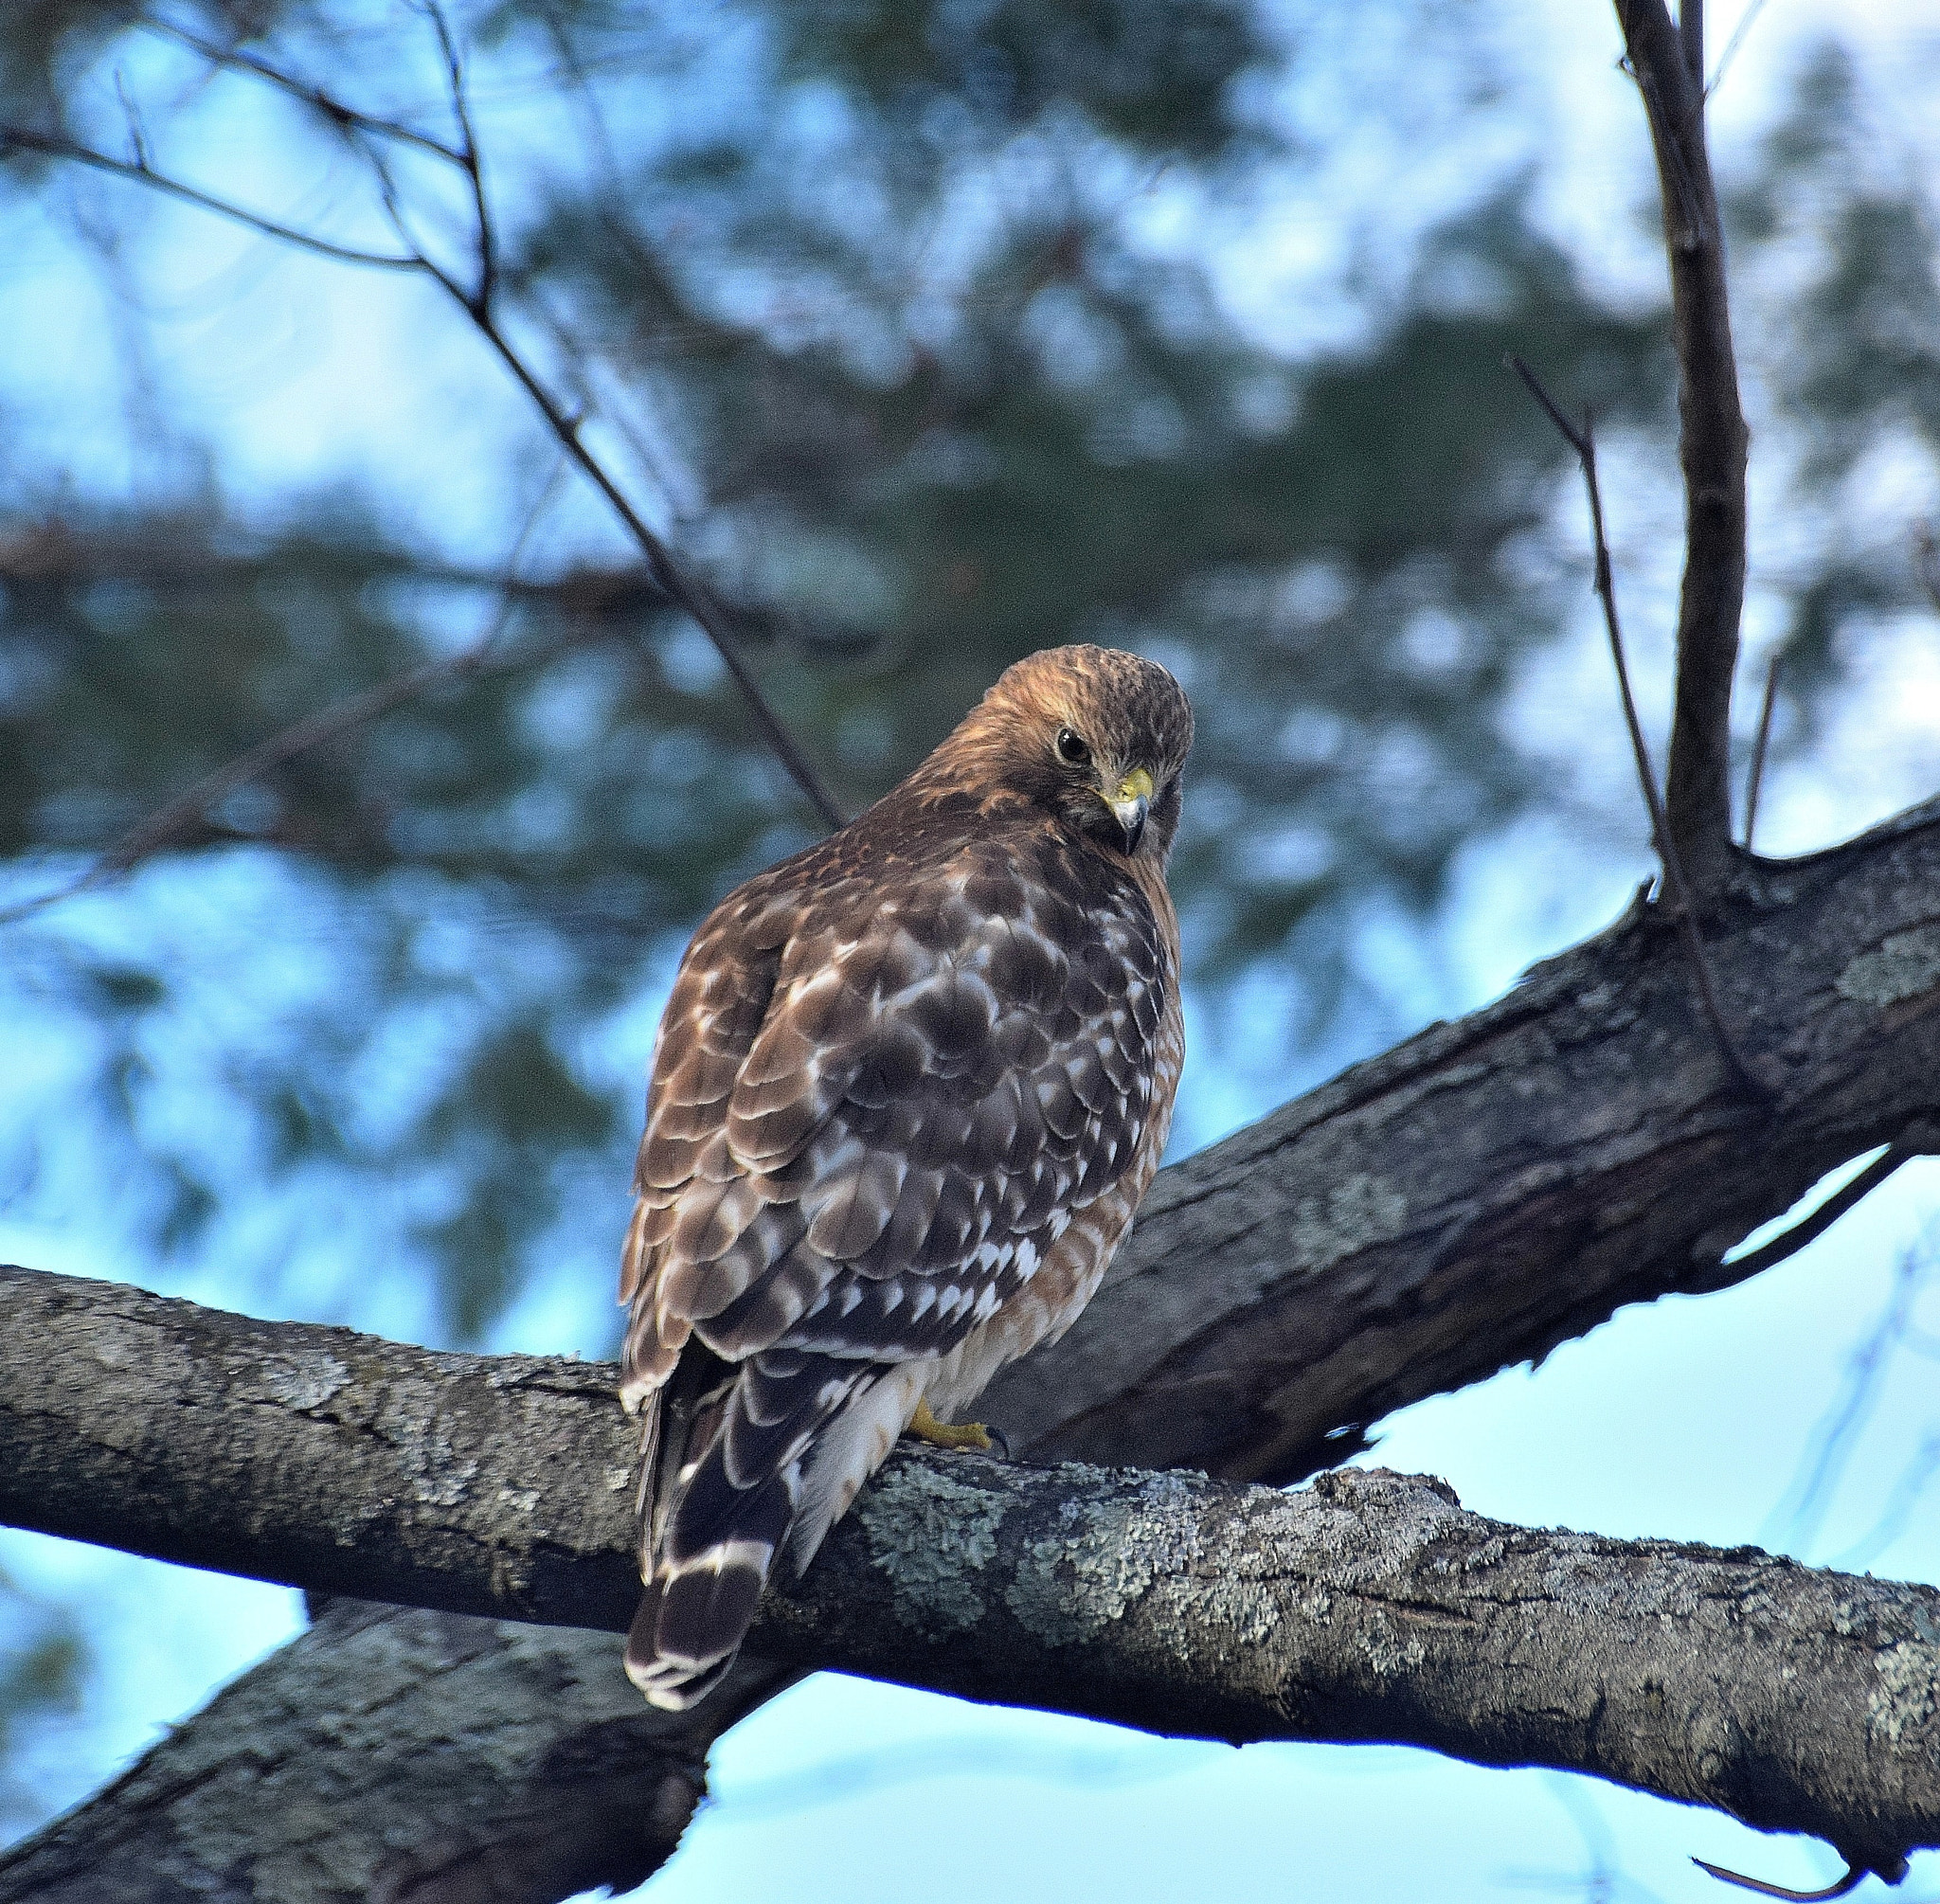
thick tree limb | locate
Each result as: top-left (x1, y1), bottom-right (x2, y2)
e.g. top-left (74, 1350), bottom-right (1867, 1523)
top-left (997, 795), bottom-right (1940, 1482)
top-left (7, 789), bottom-right (1940, 1897)
top-left (1614, 0), bottom-right (1751, 893)
top-left (0, 1595), bottom-right (787, 1904)
top-left (2, 1267), bottom-right (1937, 1883)
top-left (11, 787), bottom-right (1940, 1886)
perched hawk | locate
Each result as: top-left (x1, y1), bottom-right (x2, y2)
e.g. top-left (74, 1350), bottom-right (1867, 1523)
top-left (619, 644), bottom-right (1193, 1708)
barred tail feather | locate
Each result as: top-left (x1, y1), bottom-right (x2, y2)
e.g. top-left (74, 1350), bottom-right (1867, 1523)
top-left (626, 1518), bottom-right (789, 1710)
top-left (627, 1349), bottom-right (875, 1710)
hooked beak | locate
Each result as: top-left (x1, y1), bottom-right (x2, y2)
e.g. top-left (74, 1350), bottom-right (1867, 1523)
top-left (1105, 766), bottom-right (1154, 856)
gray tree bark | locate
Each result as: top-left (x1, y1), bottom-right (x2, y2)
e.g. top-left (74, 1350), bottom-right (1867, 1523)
top-left (6, 787), bottom-right (1940, 1900)
top-left (3, 1266), bottom-right (1939, 1901)
top-left (0, 1595), bottom-right (786, 1904)
top-left (991, 796), bottom-right (1940, 1480)
top-left (1614, 0), bottom-right (1750, 894)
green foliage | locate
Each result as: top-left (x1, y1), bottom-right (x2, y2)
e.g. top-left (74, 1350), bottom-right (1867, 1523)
top-left (0, 1568), bottom-right (86, 1835)
top-left (1726, 43), bottom-right (1940, 708)
top-left (0, 2), bottom-right (1935, 1361)
top-left (772, 0), bottom-right (1266, 157)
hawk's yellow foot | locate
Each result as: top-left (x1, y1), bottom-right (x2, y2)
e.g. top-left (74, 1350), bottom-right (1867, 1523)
top-left (906, 1398), bottom-right (995, 1452)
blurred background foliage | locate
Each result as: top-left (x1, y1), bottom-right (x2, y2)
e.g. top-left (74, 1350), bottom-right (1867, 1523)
top-left (0, 1572), bottom-right (81, 1841)
top-left (2, 0), bottom-right (1940, 1871)
top-left (0, 7), bottom-right (1936, 1389)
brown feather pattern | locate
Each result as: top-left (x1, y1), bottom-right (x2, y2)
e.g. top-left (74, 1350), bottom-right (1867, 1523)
top-left (620, 645), bottom-right (1191, 1708)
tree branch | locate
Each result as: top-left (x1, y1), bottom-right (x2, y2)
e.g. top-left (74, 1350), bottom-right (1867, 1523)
top-left (1, 1266), bottom-right (1935, 1882)
top-left (0, 1595), bottom-right (789, 1904)
top-left (991, 792), bottom-right (1940, 1482)
top-left (0, 127), bottom-right (425, 271)
top-left (1, 61), bottom-right (851, 834)
top-left (1744, 650), bottom-right (1784, 850)
top-left (1507, 352), bottom-right (1770, 1101)
top-left (0, 458), bottom-right (570, 928)
top-left (135, 12), bottom-right (468, 164)
top-left (1615, 0), bottom-right (1751, 895)
top-left (7, 784), bottom-right (1940, 1895)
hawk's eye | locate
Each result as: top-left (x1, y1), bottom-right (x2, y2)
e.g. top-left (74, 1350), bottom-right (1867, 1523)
top-left (1055, 727), bottom-right (1091, 767)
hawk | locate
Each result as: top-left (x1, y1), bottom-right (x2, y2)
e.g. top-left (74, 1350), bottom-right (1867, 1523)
top-left (619, 643), bottom-right (1193, 1708)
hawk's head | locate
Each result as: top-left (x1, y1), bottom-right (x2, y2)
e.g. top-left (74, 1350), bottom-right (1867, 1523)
top-left (941, 644), bottom-right (1194, 865)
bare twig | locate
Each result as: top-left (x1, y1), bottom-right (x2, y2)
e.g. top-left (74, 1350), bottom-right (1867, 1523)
top-left (0, 126), bottom-right (424, 271)
top-left (0, 458), bottom-right (568, 928)
top-left (3, 16), bottom-right (850, 833)
top-left (1707, 0), bottom-right (1772, 98)
top-left (1757, 1192), bottom-right (1940, 1557)
top-left (112, 71), bottom-right (151, 171)
top-left (372, 9), bottom-right (843, 823)
top-left (1743, 650), bottom-right (1782, 850)
top-left (1508, 354), bottom-right (1770, 1103)
top-left (421, 1), bottom-right (495, 310)
top-left (1691, 1853), bottom-right (1891, 1901)
top-left (1696, 1141), bottom-right (1915, 1293)
top-left (136, 12), bottom-right (467, 164)
top-left (1614, 0), bottom-right (1751, 898)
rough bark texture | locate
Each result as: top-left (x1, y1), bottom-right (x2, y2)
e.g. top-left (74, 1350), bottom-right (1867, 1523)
top-left (0, 1271), bottom-right (643, 1633)
top-left (0, 1597), bottom-right (788, 1904)
top-left (782, 1463), bottom-right (1940, 1877)
top-left (3, 1269), bottom-right (1939, 1883)
top-left (6, 791), bottom-right (1940, 1899)
top-left (1613, 0), bottom-right (1750, 892)
top-left (990, 798), bottom-right (1940, 1481)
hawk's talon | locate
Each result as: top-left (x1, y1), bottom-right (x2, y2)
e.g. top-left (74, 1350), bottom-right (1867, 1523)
top-left (907, 1398), bottom-right (996, 1453)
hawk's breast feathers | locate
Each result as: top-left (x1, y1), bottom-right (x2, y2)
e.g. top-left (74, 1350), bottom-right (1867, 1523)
top-left (620, 644), bottom-right (1191, 1708)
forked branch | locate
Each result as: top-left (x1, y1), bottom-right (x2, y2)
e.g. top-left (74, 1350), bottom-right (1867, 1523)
top-left (0, 13), bottom-right (846, 835)
top-left (1508, 355), bottom-right (1769, 1103)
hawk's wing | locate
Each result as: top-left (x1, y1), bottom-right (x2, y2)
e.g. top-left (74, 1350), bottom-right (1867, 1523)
top-left (619, 825), bottom-right (1170, 1706)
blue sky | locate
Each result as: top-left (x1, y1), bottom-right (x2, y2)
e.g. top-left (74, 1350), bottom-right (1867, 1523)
top-left (4, 2), bottom-right (1940, 1898)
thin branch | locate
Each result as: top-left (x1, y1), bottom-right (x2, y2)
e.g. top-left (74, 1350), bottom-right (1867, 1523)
top-left (1758, 1196), bottom-right (1940, 1557)
top-left (464, 311), bottom-right (848, 825)
top-left (1508, 354), bottom-right (1770, 1102)
top-left (0, 458), bottom-right (568, 928)
top-left (419, 0), bottom-right (495, 310)
top-left (0, 126), bottom-right (425, 271)
top-left (1696, 1142), bottom-right (1915, 1293)
top-left (1743, 650), bottom-right (1782, 850)
top-left (12, 23), bottom-right (851, 831)
top-left (111, 70), bottom-right (151, 171)
top-left (1615, 0), bottom-right (1751, 897)
top-left (1706, 0), bottom-right (1772, 98)
top-left (1691, 1854), bottom-right (1887, 1901)
top-left (135, 12), bottom-right (467, 164)
top-left (390, 9), bottom-right (842, 823)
